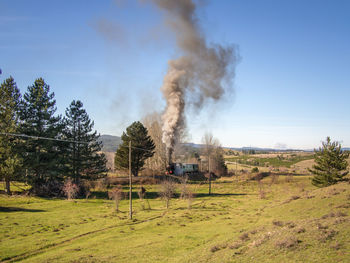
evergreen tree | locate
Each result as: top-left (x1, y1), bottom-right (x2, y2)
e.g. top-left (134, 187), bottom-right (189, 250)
top-left (19, 78), bottom-right (64, 191)
top-left (0, 77), bottom-right (22, 194)
top-left (63, 100), bottom-right (107, 182)
top-left (115, 121), bottom-right (155, 176)
top-left (309, 137), bottom-right (349, 187)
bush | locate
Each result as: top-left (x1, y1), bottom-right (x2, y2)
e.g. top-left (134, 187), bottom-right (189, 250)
top-left (275, 237), bottom-right (301, 249)
top-left (108, 186), bottom-right (124, 212)
top-left (251, 167), bottom-right (259, 173)
top-left (63, 179), bottom-right (79, 200)
top-left (31, 180), bottom-right (64, 197)
top-left (159, 180), bottom-right (175, 209)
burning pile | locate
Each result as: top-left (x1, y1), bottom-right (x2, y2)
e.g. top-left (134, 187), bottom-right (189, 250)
top-left (152, 0), bottom-right (239, 163)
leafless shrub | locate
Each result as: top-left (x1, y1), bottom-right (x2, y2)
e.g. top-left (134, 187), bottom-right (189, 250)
top-left (258, 180), bottom-right (266, 199)
top-left (96, 178), bottom-right (108, 191)
top-left (109, 186), bottom-right (124, 212)
top-left (272, 220), bottom-right (284, 227)
top-left (179, 177), bottom-right (195, 209)
top-left (275, 237), bottom-right (301, 249)
top-left (210, 242), bottom-right (227, 253)
top-left (250, 229), bottom-right (258, 235)
top-left (138, 186), bottom-right (151, 210)
top-left (63, 179), bottom-right (79, 200)
top-left (138, 186), bottom-right (146, 200)
top-left (83, 181), bottom-right (95, 200)
top-left (316, 223), bottom-right (328, 230)
top-left (335, 211), bottom-right (348, 217)
top-left (321, 212), bottom-right (335, 219)
top-left (159, 179), bottom-right (176, 209)
top-left (250, 233), bottom-right (272, 247)
top-left (330, 242), bottom-right (342, 250)
top-left (210, 245), bottom-right (220, 253)
top-left (286, 222), bottom-right (296, 228)
top-left (334, 217), bottom-right (347, 224)
top-left (335, 203), bottom-right (350, 209)
top-left (229, 241), bottom-right (242, 249)
top-left (239, 232), bottom-right (250, 241)
top-left (291, 195), bottom-right (300, 200)
top-left (295, 227), bottom-right (305, 233)
top-left (319, 229), bottom-right (337, 242)
top-left (285, 174), bottom-right (293, 183)
top-left (269, 173), bottom-right (279, 185)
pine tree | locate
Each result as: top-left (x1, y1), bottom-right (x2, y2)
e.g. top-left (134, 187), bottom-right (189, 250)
top-left (0, 77), bottom-right (22, 194)
top-left (63, 100), bottom-right (107, 182)
top-left (19, 78), bottom-right (64, 192)
top-left (115, 121), bottom-right (155, 176)
top-left (309, 137), bottom-right (349, 187)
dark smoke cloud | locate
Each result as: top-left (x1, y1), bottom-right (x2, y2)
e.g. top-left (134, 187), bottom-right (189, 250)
top-left (93, 18), bottom-right (128, 46)
top-left (151, 0), bottom-right (239, 160)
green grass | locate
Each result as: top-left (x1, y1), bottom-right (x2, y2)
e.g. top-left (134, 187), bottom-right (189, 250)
top-left (225, 154), bottom-right (314, 168)
top-left (1, 176), bottom-right (349, 262)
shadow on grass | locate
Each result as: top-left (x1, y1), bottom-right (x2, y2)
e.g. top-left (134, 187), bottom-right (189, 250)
top-left (195, 193), bottom-right (247, 198)
top-left (0, 206), bottom-right (45, 212)
top-left (91, 190), bottom-right (246, 200)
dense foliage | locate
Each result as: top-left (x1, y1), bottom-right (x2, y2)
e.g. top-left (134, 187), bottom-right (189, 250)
top-left (0, 77), bottom-right (22, 194)
top-left (114, 121), bottom-right (155, 176)
top-left (63, 100), bottom-right (107, 182)
top-left (0, 76), bottom-right (107, 196)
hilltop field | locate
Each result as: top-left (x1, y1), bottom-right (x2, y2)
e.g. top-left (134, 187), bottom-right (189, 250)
top-left (1, 152), bottom-right (350, 263)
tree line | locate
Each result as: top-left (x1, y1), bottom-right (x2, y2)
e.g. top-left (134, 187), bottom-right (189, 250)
top-left (0, 76), bottom-right (107, 196)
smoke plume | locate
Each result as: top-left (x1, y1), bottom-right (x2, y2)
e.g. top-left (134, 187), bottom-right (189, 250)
top-left (152, 0), bottom-right (239, 162)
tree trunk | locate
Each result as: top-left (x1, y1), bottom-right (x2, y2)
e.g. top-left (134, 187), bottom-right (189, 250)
top-left (5, 178), bottom-right (11, 195)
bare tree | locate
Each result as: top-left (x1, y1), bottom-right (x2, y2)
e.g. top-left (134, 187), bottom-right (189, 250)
top-left (142, 112), bottom-right (167, 172)
top-left (63, 179), bottom-right (79, 200)
top-left (159, 179), bottom-right (176, 209)
top-left (108, 186), bottom-right (124, 212)
top-left (201, 132), bottom-right (222, 194)
top-left (179, 176), bottom-right (195, 209)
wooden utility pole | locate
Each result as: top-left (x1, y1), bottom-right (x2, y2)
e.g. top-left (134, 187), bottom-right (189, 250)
top-left (208, 156), bottom-right (211, 195)
top-left (129, 141), bottom-right (132, 219)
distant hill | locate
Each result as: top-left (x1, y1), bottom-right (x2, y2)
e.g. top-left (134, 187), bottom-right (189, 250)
top-left (99, 135), bottom-right (314, 153)
top-left (98, 134), bottom-right (121, 152)
top-left (182, 143), bottom-right (310, 152)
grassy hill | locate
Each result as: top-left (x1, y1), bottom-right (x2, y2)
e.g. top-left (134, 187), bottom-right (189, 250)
top-left (1, 174), bottom-right (349, 262)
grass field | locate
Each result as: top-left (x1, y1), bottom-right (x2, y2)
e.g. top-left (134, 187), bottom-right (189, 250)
top-left (1, 175), bottom-right (350, 262)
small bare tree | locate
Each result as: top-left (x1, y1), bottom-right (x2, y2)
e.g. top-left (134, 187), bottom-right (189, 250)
top-left (179, 176), bottom-right (194, 209)
top-left (138, 186), bottom-right (150, 210)
top-left (63, 179), bottom-right (79, 200)
top-left (257, 179), bottom-right (266, 199)
top-left (109, 186), bottom-right (123, 212)
top-left (160, 179), bottom-right (175, 209)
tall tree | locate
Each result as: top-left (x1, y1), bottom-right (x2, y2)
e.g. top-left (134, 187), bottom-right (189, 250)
top-left (63, 100), bottom-right (107, 182)
top-left (0, 77), bottom-right (22, 194)
top-left (19, 78), bottom-right (64, 191)
top-left (115, 121), bottom-right (155, 176)
top-left (309, 137), bottom-right (349, 187)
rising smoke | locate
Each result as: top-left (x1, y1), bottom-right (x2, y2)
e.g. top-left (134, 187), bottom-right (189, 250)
top-left (152, 0), bottom-right (239, 162)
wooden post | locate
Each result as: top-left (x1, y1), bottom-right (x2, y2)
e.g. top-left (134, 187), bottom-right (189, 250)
top-left (129, 141), bottom-right (132, 219)
top-left (208, 156), bottom-right (211, 195)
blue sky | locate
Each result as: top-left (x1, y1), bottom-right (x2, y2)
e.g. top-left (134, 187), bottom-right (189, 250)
top-left (1, 0), bottom-right (349, 149)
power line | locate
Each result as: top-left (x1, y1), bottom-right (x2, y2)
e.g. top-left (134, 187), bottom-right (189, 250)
top-left (0, 132), bottom-right (89, 144)
top-left (119, 144), bottom-right (155, 153)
